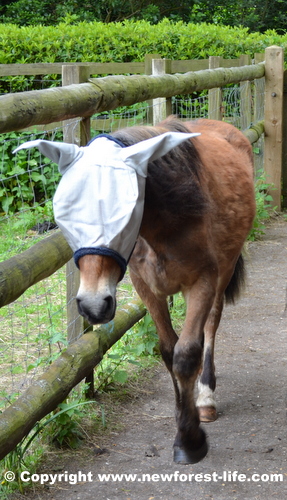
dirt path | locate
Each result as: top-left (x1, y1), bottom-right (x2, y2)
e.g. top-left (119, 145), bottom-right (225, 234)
top-left (14, 218), bottom-right (287, 500)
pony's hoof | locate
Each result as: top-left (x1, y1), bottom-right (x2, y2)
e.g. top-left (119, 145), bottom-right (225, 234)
top-left (173, 440), bottom-right (208, 464)
top-left (198, 405), bottom-right (218, 423)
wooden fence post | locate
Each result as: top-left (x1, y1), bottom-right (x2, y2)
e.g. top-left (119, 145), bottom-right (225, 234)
top-left (152, 59), bottom-right (172, 125)
top-left (254, 53), bottom-right (265, 175)
top-left (62, 64), bottom-right (94, 395)
top-left (264, 46), bottom-right (284, 210)
top-left (145, 53), bottom-right (161, 125)
top-left (62, 64), bottom-right (91, 146)
top-left (208, 56), bottom-right (222, 120)
top-left (282, 69), bottom-right (287, 209)
top-left (239, 54), bottom-right (252, 131)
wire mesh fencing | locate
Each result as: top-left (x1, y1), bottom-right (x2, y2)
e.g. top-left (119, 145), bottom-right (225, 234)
top-left (0, 75), bottom-right (62, 96)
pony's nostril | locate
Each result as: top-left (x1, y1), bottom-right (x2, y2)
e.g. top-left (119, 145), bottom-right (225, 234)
top-left (103, 294), bottom-right (113, 312)
top-left (76, 297), bottom-right (84, 316)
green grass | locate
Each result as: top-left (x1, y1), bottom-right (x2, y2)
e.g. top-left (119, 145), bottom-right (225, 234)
top-left (0, 202), bottom-right (55, 261)
top-left (0, 210), bottom-right (67, 411)
top-left (0, 269), bottom-right (67, 409)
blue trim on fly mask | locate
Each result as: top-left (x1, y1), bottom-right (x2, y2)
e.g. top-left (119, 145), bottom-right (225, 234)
top-left (74, 247), bottom-right (127, 281)
top-left (87, 133), bottom-right (127, 149)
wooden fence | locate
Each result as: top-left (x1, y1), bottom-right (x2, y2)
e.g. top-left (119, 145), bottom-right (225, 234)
top-left (0, 46), bottom-right (284, 460)
top-left (0, 52), bottom-right (265, 131)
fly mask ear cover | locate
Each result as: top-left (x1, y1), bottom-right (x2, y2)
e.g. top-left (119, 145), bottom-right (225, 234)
top-left (13, 131), bottom-right (200, 280)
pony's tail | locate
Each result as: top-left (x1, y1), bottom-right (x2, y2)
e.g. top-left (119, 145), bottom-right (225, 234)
top-left (225, 254), bottom-right (245, 304)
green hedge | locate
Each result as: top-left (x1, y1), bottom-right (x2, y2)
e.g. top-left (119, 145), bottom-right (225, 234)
top-left (1, 19), bottom-right (286, 95)
top-left (0, 19), bottom-right (286, 65)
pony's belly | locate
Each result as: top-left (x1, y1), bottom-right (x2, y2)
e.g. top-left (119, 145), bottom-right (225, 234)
top-left (131, 256), bottom-right (182, 297)
top-left (130, 237), bottom-right (203, 297)
top-left (146, 272), bottom-right (180, 297)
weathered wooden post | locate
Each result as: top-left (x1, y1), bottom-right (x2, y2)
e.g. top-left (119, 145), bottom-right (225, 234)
top-left (152, 59), bottom-right (172, 125)
top-left (282, 69), bottom-right (287, 208)
top-left (253, 52), bottom-right (265, 175)
top-left (239, 54), bottom-right (252, 131)
top-left (264, 46), bottom-right (284, 210)
top-left (208, 56), bottom-right (222, 121)
top-left (62, 64), bottom-right (95, 396)
top-left (145, 53), bottom-right (161, 125)
top-left (62, 65), bottom-right (91, 146)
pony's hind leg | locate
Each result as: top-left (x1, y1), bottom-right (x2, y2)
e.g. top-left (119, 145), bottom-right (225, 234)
top-left (197, 255), bottom-right (246, 422)
top-left (196, 296), bottom-right (224, 423)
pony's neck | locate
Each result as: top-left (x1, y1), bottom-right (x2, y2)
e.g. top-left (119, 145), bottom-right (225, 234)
top-left (139, 207), bottom-right (185, 253)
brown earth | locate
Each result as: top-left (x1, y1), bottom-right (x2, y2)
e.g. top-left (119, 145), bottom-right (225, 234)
top-left (10, 217), bottom-right (287, 500)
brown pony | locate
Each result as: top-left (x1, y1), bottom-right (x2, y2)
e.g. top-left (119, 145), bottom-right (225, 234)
top-left (75, 117), bottom-right (256, 464)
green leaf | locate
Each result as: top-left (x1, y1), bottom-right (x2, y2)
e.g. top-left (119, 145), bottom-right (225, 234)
top-left (113, 370), bottom-right (129, 384)
top-left (2, 196), bottom-right (14, 214)
top-left (48, 332), bottom-right (68, 345)
top-left (11, 365), bottom-right (24, 374)
top-left (107, 353), bottom-right (122, 360)
top-left (30, 172), bottom-right (46, 184)
top-left (127, 359), bottom-right (140, 365)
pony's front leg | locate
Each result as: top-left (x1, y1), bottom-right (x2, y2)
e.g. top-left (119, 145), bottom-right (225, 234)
top-left (129, 268), bottom-right (180, 399)
top-left (172, 279), bottom-right (215, 464)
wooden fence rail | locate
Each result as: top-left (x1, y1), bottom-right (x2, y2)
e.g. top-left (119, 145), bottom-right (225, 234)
top-left (0, 232), bottom-right (72, 308)
top-left (0, 55), bottom-right (261, 78)
top-left (0, 62), bottom-right (265, 134)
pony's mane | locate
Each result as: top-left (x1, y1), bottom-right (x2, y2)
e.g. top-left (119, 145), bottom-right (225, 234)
top-left (112, 117), bottom-right (208, 223)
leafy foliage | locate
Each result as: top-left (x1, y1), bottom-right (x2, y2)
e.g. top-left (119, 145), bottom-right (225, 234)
top-left (248, 169), bottom-right (276, 241)
top-left (190, 0), bottom-right (287, 33)
top-left (1, 0), bottom-right (193, 25)
top-left (95, 312), bottom-right (159, 392)
top-left (0, 399), bottom-right (99, 495)
top-left (1, 0), bottom-right (287, 32)
top-left (0, 19), bottom-right (286, 68)
top-left (0, 131), bottom-right (61, 215)
top-left (47, 401), bottom-right (96, 448)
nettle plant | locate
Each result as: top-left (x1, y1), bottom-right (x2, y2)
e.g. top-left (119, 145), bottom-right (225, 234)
top-left (248, 168), bottom-right (276, 241)
top-left (0, 130), bottom-right (61, 216)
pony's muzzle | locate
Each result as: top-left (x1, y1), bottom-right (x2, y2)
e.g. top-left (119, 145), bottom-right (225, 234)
top-left (76, 293), bottom-right (116, 325)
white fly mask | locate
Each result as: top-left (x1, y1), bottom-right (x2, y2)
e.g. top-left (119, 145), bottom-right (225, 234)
top-left (14, 132), bottom-right (199, 279)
